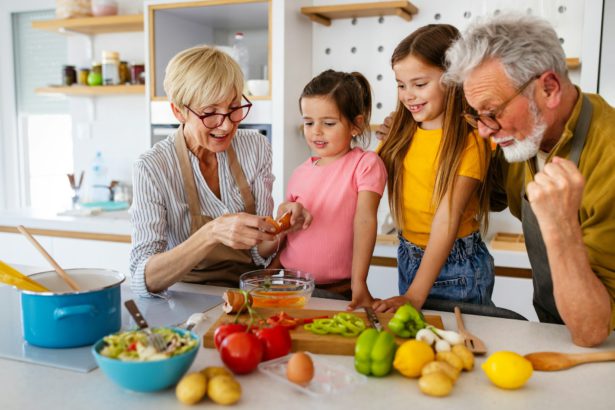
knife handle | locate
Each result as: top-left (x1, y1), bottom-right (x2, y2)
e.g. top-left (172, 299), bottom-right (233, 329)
top-left (124, 299), bottom-right (149, 329)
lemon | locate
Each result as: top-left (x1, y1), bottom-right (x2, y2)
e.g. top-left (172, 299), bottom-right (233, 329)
top-left (481, 351), bottom-right (533, 389)
top-left (393, 339), bottom-right (435, 378)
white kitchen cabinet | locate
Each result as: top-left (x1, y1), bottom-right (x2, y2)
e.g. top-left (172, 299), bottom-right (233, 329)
top-left (148, 1), bottom-right (271, 100)
top-left (367, 265), bottom-right (398, 299)
top-left (0, 232), bottom-right (53, 268)
top-left (0, 232), bottom-right (131, 276)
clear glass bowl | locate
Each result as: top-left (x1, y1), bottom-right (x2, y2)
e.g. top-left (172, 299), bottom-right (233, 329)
top-left (239, 269), bottom-right (314, 309)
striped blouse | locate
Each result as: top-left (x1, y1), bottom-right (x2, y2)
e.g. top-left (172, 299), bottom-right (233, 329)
top-left (129, 128), bottom-right (275, 297)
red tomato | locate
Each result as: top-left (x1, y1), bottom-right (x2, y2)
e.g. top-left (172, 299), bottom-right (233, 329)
top-left (213, 323), bottom-right (248, 350)
top-left (219, 332), bottom-right (264, 374)
top-left (253, 325), bottom-right (292, 361)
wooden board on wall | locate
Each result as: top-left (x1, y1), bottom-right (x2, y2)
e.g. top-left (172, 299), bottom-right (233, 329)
top-left (203, 307), bottom-right (443, 356)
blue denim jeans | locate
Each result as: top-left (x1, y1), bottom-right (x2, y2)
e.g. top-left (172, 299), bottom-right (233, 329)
top-left (397, 231), bottom-right (495, 305)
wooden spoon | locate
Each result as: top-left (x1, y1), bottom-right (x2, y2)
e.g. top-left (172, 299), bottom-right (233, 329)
top-left (16, 225), bottom-right (80, 291)
top-left (524, 351), bottom-right (615, 371)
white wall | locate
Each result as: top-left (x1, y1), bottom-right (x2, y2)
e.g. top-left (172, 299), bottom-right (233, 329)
top-left (600, 0), bottom-right (615, 105)
top-left (0, 0), bottom-right (57, 211)
top-left (0, 0), bottom-right (148, 208)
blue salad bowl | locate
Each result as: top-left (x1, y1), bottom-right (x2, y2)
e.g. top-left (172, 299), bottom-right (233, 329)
top-left (92, 327), bottom-right (199, 392)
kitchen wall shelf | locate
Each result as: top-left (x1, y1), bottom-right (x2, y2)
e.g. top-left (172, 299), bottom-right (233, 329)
top-left (35, 85), bottom-right (145, 96)
top-left (31, 14), bottom-right (143, 35)
top-left (301, 1), bottom-right (418, 27)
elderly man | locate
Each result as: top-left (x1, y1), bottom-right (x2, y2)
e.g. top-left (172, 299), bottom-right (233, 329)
top-left (444, 14), bottom-right (615, 346)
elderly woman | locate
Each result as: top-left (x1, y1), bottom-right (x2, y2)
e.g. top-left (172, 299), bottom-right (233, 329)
top-left (129, 45), bottom-right (308, 297)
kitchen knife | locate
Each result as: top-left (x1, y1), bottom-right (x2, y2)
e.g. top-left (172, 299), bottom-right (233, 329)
top-left (364, 306), bottom-right (383, 331)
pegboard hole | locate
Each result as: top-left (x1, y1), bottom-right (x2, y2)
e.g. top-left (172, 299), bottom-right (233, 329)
top-left (378, 16), bottom-right (384, 24)
top-left (377, 74), bottom-right (383, 81)
top-left (434, 13), bottom-right (441, 20)
top-left (377, 45), bottom-right (384, 53)
top-left (351, 18), bottom-right (357, 25)
top-left (463, 11), bottom-right (471, 19)
top-left (351, 46), bottom-right (357, 54)
top-left (558, 6), bottom-right (567, 13)
top-left (559, 37), bottom-right (565, 44)
top-left (325, 48), bottom-right (331, 55)
top-left (494, 9), bottom-right (501, 16)
top-left (376, 102), bottom-right (383, 109)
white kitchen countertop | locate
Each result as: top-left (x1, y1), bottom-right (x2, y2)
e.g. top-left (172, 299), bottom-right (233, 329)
top-left (0, 207), bottom-right (131, 236)
top-left (0, 267), bottom-right (612, 410)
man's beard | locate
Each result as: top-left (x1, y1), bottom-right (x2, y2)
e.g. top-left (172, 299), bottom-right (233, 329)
top-left (496, 98), bottom-right (547, 163)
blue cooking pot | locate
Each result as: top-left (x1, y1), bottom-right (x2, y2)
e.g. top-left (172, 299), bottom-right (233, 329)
top-left (20, 268), bottom-right (125, 348)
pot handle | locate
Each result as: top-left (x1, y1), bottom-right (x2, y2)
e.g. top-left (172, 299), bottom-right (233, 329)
top-left (54, 304), bottom-right (98, 320)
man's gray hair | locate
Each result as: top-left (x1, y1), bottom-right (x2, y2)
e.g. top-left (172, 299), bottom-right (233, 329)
top-left (444, 13), bottom-right (568, 88)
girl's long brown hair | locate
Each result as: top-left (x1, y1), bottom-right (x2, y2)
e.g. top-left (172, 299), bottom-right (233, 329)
top-left (378, 24), bottom-right (491, 233)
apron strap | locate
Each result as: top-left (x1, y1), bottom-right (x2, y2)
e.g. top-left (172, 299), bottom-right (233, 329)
top-left (522, 94), bottom-right (593, 198)
top-left (226, 143), bottom-right (256, 215)
top-left (173, 126), bottom-right (257, 233)
top-left (174, 126), bottom-right (203, 233)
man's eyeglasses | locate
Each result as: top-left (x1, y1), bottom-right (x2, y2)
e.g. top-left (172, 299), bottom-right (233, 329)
top-left (186, 94), bottom-right (252, 129)
top-left (462, 75), bottom-right (540, 131)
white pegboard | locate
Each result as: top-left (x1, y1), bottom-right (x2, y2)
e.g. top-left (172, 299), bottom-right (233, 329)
top-left (311, 0), bottom-right (590, 126)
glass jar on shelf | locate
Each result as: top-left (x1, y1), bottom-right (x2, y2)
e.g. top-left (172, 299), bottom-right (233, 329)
top-left (118, 61), bottom-right (130, 85)
top-left (130, 63), bottom-right (145, 85)
top-left (101, 51), bottom-right (120, 86)
top-left (63, 65), bottom-right (76, 86)
top-left (78, 68), bottom-right (90, 85)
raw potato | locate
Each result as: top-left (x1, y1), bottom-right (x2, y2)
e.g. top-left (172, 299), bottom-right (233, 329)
top-left (451, 344), bottom-right (474, 371)
top-left (176, 372), bottom-right (207, 405)
top-left (201, 366), bottom-right (232, 380)
top-left (436, 351), bottom-right (464, 372)
top-left (418, 372), bottom-right (454, 397)
top-left (208, 375), bottom-right (242, 405)
top-left (421, 360), bottom-right (460, 383)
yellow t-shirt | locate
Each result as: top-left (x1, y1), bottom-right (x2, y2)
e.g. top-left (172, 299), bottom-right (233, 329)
top-left (401, 127), bottom-right (487, 247)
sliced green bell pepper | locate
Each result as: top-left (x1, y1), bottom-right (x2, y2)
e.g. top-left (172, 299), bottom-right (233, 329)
top-left (387, 303), bottom-right (426, 338)
top-left (354, 328), bottom-right (396, 377)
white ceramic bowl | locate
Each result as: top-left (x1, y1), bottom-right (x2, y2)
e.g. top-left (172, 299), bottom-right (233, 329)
top-left (247, 79), bottom-right (270, 97)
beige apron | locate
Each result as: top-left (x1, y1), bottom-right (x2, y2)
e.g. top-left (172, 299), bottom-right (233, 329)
top-left (174, 126), bottom-right (259, 286)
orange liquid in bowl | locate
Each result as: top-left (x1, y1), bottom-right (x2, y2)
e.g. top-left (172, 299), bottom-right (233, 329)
top-left (250, 290), bottom-right (308, 309)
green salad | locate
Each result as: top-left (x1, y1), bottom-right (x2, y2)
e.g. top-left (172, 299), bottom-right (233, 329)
top-left (100, 328), bottom-right (197, 362)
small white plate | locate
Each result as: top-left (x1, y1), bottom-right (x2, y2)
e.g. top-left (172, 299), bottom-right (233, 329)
top-left (258, 352), bottom-right (367, 397)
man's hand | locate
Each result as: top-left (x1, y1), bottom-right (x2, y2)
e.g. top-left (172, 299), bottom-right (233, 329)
top-left (526, 156), bottom-right (584, 232)
top-left (374, 112), bottom-right (394, 141)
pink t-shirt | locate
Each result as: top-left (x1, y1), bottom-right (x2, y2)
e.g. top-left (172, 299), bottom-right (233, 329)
top-left (280, 148), bottom-right (387, 284)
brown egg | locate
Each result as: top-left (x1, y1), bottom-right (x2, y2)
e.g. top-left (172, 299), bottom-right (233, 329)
top-left (286, 352), bottom-right (314, 385)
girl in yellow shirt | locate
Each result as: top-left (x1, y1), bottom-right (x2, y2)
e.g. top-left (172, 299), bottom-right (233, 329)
top-left (374, 24), bottom-right (494, 312)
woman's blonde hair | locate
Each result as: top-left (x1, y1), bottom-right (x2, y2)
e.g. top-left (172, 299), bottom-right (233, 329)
top-left (163, 45), bottom-right (244, 115)
top-left (378, 24), bottom-right (491, 233)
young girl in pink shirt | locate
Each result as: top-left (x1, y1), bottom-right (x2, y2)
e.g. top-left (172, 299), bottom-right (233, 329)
top-left (278, 69), bottom-right (387, 309)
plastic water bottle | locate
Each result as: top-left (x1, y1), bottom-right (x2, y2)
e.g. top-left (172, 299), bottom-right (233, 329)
top-left (90, 151), bottom-right (108, 202)
top-left (232, 32), bottom-right (250, 80)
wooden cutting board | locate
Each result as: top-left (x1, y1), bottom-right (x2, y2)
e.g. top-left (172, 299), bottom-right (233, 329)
top-left (203, 308), bottom-right (444, 356)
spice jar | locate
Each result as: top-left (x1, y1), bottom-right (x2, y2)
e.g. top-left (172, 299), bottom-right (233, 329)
top-left (130, 63), bottom-right (145, 85)
top-left (87, 62), bottom-right (103, 86)
top-left (78, 68), bottom-right (90, 85)
top-left (118, 61), bottom-right (130, 84)
top-left (63, 65), bottom-right (76, 86)
top-left (101, 51), bottom-right (119, 85)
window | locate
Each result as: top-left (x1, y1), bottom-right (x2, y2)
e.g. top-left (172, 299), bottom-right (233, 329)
top-left (12, 10), bottom-right (73, 210)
